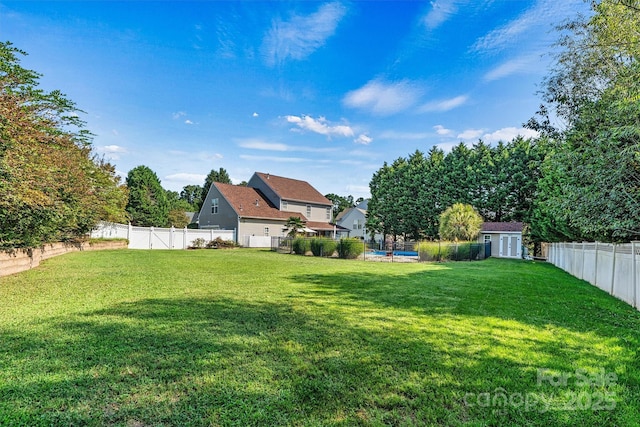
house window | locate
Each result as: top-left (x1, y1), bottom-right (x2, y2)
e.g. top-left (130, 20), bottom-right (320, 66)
top-left (211, 198), bottom-right (219, 214)
top-left (282, 200), bottom-right (288, 210)
top-left (264, 227), bottom-right (269, 237)
top-left (306, 205), bottom-right (311, 217)
top-left (326, 207), bottom-right (331, 220)
top-left (354, 219), bottom-right (362, 230)
top-left (484, 235), bottom-right (491, 243)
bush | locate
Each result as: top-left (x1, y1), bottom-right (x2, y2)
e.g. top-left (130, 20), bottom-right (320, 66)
top-left (417, 241), bottom-right (450, 261)
top-left (418, 241), bottom-right (480, 261)
top-left (310, 238), bottom-right (337, 257)
top-left (206, 237), bottom-right (238, 249)
top-left (292, 238), bottom-right (310, 255)
top-left (190, 238), bottom-right (206, 249)
top-left (337, 238), bottom-right (364, 259)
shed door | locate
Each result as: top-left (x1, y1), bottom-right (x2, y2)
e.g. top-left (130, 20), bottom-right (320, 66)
top-left (499, 234), bottom-right (521, 258)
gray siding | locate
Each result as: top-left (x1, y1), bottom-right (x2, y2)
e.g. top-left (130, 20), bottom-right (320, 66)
top-left (198, 185), bottom-right (238, 231)
top-left (248, 174), bottom-right (280, 207)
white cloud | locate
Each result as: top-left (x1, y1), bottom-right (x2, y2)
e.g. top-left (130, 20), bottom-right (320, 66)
top-left (238, 139), bottom-right (289, 151)
top-left (262, 2), bottom-right (347, 67)
top-left (457, 129), bottom-right (484, 140)
top-left (343, 79), bottom-right (423, 115)
top-left (252, 112), bottom-right (259, 117)
top-left (172, 111), bottom-right (187, 120)
top-left (285, 115), bottom-right (356, 138)
top-left (423, 0), bottom-right (462, 29)
top-left (185, 119), bottom-right (194, 125)
top-left (472, 0), bottom-right (586, 54)
top-left (355, 134), bottom-right (373, 145)
top-left (434, 125), bottom-right (453, 136)
top-left (482, 127), bottom-right (539, 143)
top-left (164, 173), bottom-right (208, 185)
top-left (101, 145), bottom-right (127, 153)
top-left (97, 144), bottom-right (127, 160)
top-left (239, 154), bottom-right (308, 163)
top-left (483, 54), bottom-right (539, 82)
top-left (420, 95), bottom-right (468, 112)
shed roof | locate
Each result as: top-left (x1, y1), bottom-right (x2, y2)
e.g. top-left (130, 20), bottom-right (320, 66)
top-left (254, 172), bottom-right (331, 206)
top-left (481, 222), bottom-right (524, 233)
top-left (215, 182), bottom-right (307, 221)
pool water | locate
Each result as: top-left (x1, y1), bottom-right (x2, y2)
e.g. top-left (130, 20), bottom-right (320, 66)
top-left (371, 250), bottom-right (418, 257)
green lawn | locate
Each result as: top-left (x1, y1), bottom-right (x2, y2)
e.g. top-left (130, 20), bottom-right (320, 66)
top-left (1, 249), bottom-right (639, 426)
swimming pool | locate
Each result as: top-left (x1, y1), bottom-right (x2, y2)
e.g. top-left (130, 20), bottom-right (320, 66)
top-left (371, 250), bottom-right (418, 257)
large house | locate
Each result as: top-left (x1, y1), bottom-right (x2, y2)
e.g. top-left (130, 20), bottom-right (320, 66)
top-left (197, 172), bottom-right (347, 245)
top-left (335, 199), bottom-right (384, 242)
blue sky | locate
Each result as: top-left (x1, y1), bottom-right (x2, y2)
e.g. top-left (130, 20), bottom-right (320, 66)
top-left (0, 0), bottom-right (590, 199)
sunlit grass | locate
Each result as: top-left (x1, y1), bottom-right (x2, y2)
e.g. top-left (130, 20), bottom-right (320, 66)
top-left (1, 249), bottom-right (639, 426)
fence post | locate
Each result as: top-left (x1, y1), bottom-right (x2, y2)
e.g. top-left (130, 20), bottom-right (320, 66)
top-left (184, 226), bottom-right (188, 250)
top-left (633, 241), bottom-right (638, 308)
top-left (610, 243), bottom-right (616, 296)
top-left (594, 242), bottom-right (599, 288)
top-left (581, 241), bottom-right (586, 280)
top-left (128, 222), bottom-right (132, 242)
top-left (149, 227), bottom-right (154, 249)
top-left (170, 226), bottom-right (175, 249)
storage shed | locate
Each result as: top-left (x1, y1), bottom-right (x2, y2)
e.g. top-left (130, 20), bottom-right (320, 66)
top-left (479, 222), bottom-right (523, 259)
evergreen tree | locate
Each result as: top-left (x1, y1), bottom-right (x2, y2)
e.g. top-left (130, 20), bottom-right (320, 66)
top-left (125, 166), bottom-right (169, 227)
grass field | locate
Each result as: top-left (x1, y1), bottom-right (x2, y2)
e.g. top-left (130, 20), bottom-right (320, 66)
top-left (1, 249), bottom-right (639, 426)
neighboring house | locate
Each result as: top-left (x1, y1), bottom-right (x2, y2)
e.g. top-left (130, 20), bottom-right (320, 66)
top-left (336, 199), bottom-right (384, 241)
top-left (197, 172), bottom-right (347, 246)
top-left (479, 222), bottom-right (523, 259)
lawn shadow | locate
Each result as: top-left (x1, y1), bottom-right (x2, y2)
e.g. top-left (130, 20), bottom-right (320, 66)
top-left (1, 288), bottom-right (639, 426)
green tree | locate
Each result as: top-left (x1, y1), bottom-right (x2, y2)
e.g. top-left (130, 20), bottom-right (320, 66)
top-left (438, 203), bottom-right (483, 242)
top-left (201, 167), bottom-right (231, 206)
top-left (166, 190), bottom-right (192, 228)
top-left (125, 166), bottom-right (169, 227)
top-left (0, 42), bottom-right (127, 247)
top-left (532, 0), bottom-right (640, 242)
top-left (179, 184), bottom-right (203, 210)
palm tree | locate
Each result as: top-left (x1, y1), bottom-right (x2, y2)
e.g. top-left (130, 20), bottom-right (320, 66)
top-left (438, 203), bottom-right (483, 241)
top-left (285, 216), bottom-right (305, 238)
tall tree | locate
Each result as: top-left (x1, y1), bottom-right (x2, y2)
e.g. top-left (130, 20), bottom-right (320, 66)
top-left (179, 184), bottom-right (203, 210)
top-left (202, 167), bottom-right (231, 204)
top-left (125, 166), bottom-right (169, 227)
top-left (0, 42), bottom-right (127, 247)
top-left (532, 0), bottom-right (640, 242)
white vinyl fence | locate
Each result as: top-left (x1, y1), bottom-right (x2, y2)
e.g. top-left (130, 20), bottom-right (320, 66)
top-left (91, 222), bottom-right (236, 250)
top-left (547, 242), bottom-right (640, 309)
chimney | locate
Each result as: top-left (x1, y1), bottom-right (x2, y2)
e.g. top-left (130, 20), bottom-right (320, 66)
top-left (255, 199), bottom-right (259, 206)
top-left (266, 173), bottom-right (270, 179)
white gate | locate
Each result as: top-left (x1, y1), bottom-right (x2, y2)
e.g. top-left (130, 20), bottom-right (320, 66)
top-left (91, 222), bottom-right (236, 249)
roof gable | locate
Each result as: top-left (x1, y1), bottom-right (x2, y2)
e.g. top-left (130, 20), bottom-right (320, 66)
top-left (215, 182), bottom-right (307, 221)
top-left (254, 172), bottom-right (331, 206)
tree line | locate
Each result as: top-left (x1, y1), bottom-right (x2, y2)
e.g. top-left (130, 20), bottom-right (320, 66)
top-left (367, 0), bottom-right (640, 245)
top-left (367, 138), bottom-right (546, 241)
top-left (2, 1), bottom-right (637, 248)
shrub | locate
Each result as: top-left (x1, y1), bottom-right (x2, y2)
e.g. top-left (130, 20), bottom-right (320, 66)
top-left (190, 238), bottom-right (206, 249)
top-left (337, 238), bottom-right (364, 259)
top-left (418, 241), bottom-right (480, 261)
top-left (292, 238), bottom-right (310, 255)
top-left (417, 241), bottom-right (450, 261)
top-left (206, 237), bottom-right (238, 249)
top-left (310, 238), bottom-right (337, 257)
